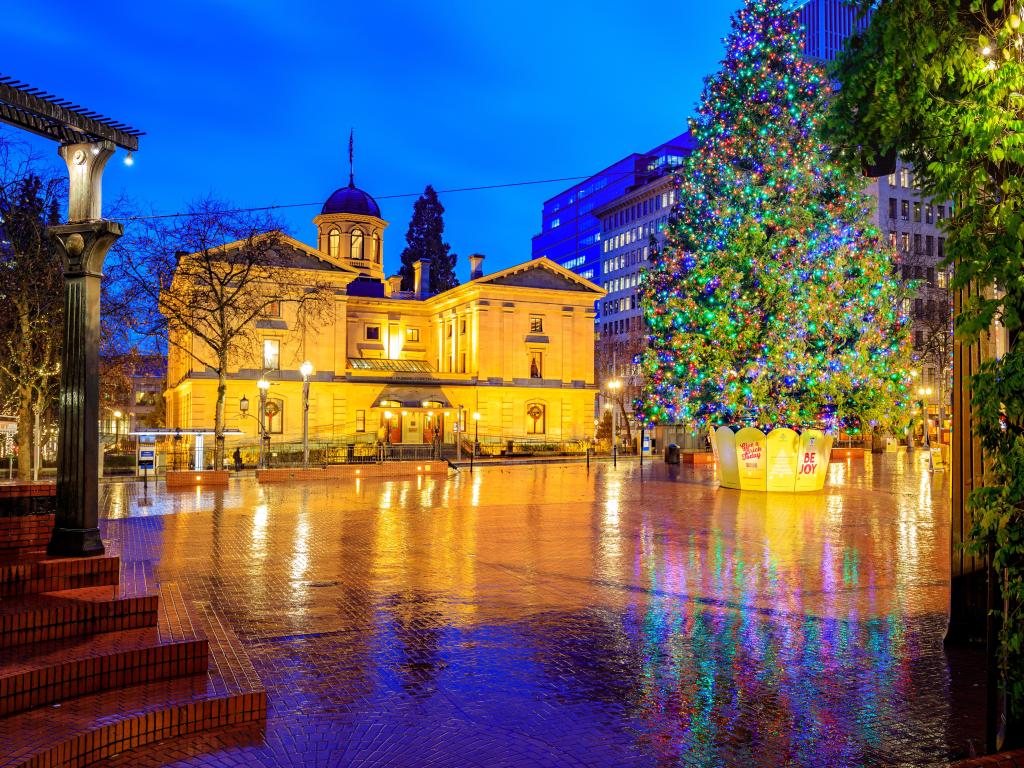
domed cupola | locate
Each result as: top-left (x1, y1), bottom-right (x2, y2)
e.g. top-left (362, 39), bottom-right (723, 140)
top-left (313, 133), bottom-right (388, 280)
top-left (321, 182), bottom-right (381, 218)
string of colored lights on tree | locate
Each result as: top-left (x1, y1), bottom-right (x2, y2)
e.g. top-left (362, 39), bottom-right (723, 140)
top-left (638, 0), bottom-right (914, 435)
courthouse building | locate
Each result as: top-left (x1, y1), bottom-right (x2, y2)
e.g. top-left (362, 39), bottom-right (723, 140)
top-left (164, 173), bottom-right (604, 451)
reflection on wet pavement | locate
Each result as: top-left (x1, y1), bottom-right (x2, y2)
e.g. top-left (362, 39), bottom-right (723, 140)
top-left (100, 455), bottom-right (983, 767)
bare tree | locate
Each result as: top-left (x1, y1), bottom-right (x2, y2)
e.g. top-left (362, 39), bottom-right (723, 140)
top-left (595, 325), bottom-right (646, 448)
top-left (0, 134), bottom-right (65, 479)
top-left (901, 251), bottom-right (954, 442)
top-left (111, 199), bottom-right (333, 467)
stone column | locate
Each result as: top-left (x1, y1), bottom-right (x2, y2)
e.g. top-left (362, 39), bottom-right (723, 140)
top-left (47, 142), bottom-right (122, 557)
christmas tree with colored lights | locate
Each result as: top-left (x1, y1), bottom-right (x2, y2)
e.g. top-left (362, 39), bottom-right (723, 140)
top-left (638, 0), bottom-right (913, 435)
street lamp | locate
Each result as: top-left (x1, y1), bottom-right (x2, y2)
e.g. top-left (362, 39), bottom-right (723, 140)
top-left (300, 361), bottom-right (314, 467)
top-left (472, 412), bottom-right (480, 456)
top-left (917, 386), bottom-right (934, 449)
top-left (257, 378), bottom-right (271, 468)
top-left (607, 379), bottom-right (622, 467)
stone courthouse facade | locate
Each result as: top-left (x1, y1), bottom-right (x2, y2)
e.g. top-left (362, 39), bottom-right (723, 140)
top-left (164, 173), bottom-right (604, 452)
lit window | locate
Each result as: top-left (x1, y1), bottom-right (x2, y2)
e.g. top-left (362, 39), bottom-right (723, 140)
top-left (370, 233), bottom-right (380, 263)
top-left (406, 327), bottom-right (420, 342)
top-left (328, 229), bottom-right (340, 257)
top-left (551, 218), bottom-right (560, 229)
top-left (263, 339), bottom-right (280, 370)
top-left (529, 352), bottom-right (542, 378)
top-left (261, 301), bottom-right (281, 318)
top-left (351, 229), bottom-right (364, 260)
top-left (530, 316), bottom-right (544, 333)
top-left (366, 325), bottom-right (380, 341)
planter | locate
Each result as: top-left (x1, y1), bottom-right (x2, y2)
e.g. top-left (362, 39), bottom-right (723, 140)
top-left (709, 426), bottom-right (833, 492)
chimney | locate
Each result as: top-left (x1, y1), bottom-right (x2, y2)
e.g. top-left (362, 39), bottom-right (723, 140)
top-left (469, 253), bottom-right (485, 280)
top-left (413, 259), bottom-right (431, 299)
top-left (386, 275), bottom-right (404, 297)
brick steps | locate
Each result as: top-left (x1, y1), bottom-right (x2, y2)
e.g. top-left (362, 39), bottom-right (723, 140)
top-left (0, 485), bottom-right (266, 767)
top-left (0, 673), bottom-right (266, 768)
top-left (0, 627), bottom-right (208, 717)
top-left (0, 515), bottom-right (54, 554)
top-left (0, 554), bottom-right (120, 598)
top-left (0, 586), bottom-right (158, 648)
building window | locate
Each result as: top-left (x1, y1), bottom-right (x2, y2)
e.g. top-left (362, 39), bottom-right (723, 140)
top-left (900, 168), bottom-right (910, 187)
top-left (530, 316), bottom-right (544, 333)
top-left (261, 301), bottom-right (281, 318)
top-left (913, 202), bottom-right (921, 222)
top-left (937, 205), bottom-right (945, 221)
top-left (529, 351), bottom-right (542, 378)
top-left (365, 325), bottom-right (380, 341)
top-left (914, 234), bottom-right (922, 253)
top-left (351, 229), bottom-right (364, 260)
top-left (937, 238), bottom-right (945, 258)
top-left (925, 205), bottom-right (934, 224)
top-left (328, 229), bottom-right (340, 257)
top-left (459, 352), bottom-right (466, 373)
top-left (926, 235), bottom-right (934, 256)
top-left (887, 171), bottom-right (897, 186)
top-left (526, 403), bottom-right (546, 435)
top-left (888, 231), bottom-right (897, 248)
top-left (263, 339), bottom-right (280, 370)
top-left (460, 319), bottom-right (467, 335)
top-left (356, 410), bottom-right (366, 433)
top-left (888, 198), bottom-right (897, 219)
top-left (901, 200), bottom-right (909, 220)
top-left (406, 327), bottom-right (420, 342)
top-left (937, 270), bottom-right (948, 288)
top-left (446, 324), bottom-right (453, 338)
top-left (901, 233), bottom-right (910, 252)
top-left (915, 330), bottom-right (924, 348)
top-left (372, 233), bottom-right (381, 263)
top-left (264, 398), bottom-right (284, 434)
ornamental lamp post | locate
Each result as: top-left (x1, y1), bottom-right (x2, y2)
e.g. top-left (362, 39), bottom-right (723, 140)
top-left (257, 378), bottom-right (271, 468)
top-left (300, 361), bottom-right (314, 467)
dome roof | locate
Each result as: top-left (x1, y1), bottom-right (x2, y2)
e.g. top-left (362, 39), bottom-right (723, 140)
top-left (322, 181), bottom-right (381, 217)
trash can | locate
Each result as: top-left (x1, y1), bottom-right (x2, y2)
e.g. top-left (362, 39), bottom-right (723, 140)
top-left (665, 443), bottom-right (680, 465)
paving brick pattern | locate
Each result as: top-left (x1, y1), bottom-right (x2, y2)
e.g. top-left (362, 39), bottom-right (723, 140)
top-left (95, 456), bottom-right (985, 766)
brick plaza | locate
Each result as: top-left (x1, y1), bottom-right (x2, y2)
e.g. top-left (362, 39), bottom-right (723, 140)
top-left (96, 456), bottom-right (984, 766)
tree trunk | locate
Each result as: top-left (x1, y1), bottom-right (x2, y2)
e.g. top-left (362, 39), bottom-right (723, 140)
top-left (619, 401), bottom-right (633, 450)
top-left (214, 363), bottom-right (227, 470)
top-left (16, 383), bottom-right (32, 481)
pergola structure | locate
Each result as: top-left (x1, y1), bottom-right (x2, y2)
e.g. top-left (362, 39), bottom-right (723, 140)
top-left (0, 74), bottom-right (142, 556)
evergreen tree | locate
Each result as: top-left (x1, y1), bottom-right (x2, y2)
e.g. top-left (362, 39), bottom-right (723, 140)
top-left (638, 0), bottom-right (913, 436)
top-left (398, 185), bottom-right (458, 294)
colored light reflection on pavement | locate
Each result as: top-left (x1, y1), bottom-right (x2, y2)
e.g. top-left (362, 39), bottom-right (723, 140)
top-left (99, 455), bottom-right (983, 767)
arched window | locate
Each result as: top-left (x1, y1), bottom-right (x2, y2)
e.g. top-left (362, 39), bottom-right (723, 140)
top-left (264, 398), bottom-right (284, 434)
top-left (351, 229), bottom-right (364, 261)
top-left (327, 229), bottom-right (340, 257)
top-left (526, 402), bottom-right (546, 435)
top-left (370, 233), bottom-right (380, 263)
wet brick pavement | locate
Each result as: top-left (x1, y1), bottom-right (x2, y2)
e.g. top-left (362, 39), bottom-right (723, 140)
top-left (97, 454), bottom-right (985, 767)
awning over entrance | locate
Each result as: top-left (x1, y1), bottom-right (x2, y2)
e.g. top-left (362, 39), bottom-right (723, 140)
top-left (372, 386), bottom-right (452, 409)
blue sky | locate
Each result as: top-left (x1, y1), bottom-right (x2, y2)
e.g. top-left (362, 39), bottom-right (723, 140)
top-left (5, 0), bottom-right (743, 276)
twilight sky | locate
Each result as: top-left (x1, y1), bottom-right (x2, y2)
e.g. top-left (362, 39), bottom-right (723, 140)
top-left (5, 0), bottom-right (743, 276)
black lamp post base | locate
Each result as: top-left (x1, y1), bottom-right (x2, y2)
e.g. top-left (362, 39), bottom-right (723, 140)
top-left (47, 527), bottom-right (105, 557)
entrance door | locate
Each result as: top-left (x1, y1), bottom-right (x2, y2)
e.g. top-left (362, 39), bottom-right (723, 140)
top-left (402, 412), bottom-right (424, 444)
